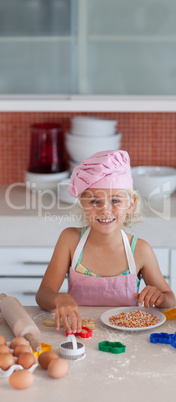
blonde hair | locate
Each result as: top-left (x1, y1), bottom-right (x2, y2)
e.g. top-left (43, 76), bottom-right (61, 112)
top-left (78, 188), bottom-right (143, 229)
top-left (123, 189), bottom-right (143, 228)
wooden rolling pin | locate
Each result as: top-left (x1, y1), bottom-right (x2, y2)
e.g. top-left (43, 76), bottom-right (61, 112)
top-left (0, 294), bottom-right (41, 351)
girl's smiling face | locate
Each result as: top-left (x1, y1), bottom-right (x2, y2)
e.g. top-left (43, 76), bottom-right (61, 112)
top-left (80, 188), bottom-right (136, 233)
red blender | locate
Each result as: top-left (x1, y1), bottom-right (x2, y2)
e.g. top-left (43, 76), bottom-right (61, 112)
top-left (25, 123), bottom-right (69, 190)
top-left (28, 123), bottom-right (66, 174)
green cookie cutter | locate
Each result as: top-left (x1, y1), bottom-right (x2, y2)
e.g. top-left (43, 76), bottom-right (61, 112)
top-left (98, 341), bottom-right (126, 354)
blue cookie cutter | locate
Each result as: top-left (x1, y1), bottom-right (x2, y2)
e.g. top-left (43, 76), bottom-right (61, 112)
top-left (150, 332), bottom-right (176, 349)
top-left (98, 341), bottom-right (126, 354)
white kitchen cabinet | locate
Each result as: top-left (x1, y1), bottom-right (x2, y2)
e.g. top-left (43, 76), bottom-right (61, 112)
top-left (170, 249), bottom-right (176, 297)
top-left (0, 246), bottom-right (171, 305)
top-left (0, 0), bottom-right (78, 95)
top-left (139, 247), bottom-right (170, 292)
top-left (1, 278), bottom-right (43, 306)
top-left (84, 0), bottom-right (176, 95)
top-left (153, 248), bottom-right (170, 280)
top-left (1, 0), bottom-right (176, 96)
top-left (0, 247), bottom-right (68, 305)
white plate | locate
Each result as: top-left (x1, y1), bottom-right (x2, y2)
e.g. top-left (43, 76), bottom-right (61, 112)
top-left (100, 306), bottom-right (166, 331)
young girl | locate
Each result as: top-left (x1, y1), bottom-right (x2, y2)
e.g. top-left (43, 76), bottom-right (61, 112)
top-left (36, 150), bottom-right (175, 333)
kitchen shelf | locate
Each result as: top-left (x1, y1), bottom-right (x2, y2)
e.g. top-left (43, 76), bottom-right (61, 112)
top-left (88, 35), bottom-right (176, 42)
top-left (1, 95), bottom-right (176, 112)
top-left (0, 36), bottom-right (73, 42)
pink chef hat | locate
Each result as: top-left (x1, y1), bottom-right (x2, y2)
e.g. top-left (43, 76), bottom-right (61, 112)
top-left (68, 150), bottom-right (133, 198)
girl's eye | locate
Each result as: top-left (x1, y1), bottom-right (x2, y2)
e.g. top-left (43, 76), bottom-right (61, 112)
top-left (90, 199), bottom-right (100, 205)
top-left (111, 199), bottom-right (120, 205)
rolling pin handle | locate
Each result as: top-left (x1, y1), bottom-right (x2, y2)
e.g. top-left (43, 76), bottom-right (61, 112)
top-left (25, 333), bottom-right (42, 352)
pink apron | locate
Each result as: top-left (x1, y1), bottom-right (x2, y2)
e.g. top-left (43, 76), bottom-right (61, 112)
top-left (68, 227), bottom-right (138, 307)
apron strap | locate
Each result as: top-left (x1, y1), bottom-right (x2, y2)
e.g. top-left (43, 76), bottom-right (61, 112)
top-left (121, 229), bottom-right (137, 274)
top-left (71, 226), bottom-right (91, 270)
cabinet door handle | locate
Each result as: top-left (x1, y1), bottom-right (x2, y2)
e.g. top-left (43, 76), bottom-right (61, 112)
top-left (22, 291), bottom-right (37, 296)
top-left (23, 261), bottom-right (49, 265)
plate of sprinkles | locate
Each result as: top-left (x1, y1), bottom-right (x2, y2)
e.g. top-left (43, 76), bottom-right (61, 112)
top-left (100, 307), bottom-right (166, 331)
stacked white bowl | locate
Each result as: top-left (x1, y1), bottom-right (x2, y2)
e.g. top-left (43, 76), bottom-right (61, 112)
top-left (59, 116), bottom-right (121, 203)
top-left (65, 116), bottom-right (122, 170)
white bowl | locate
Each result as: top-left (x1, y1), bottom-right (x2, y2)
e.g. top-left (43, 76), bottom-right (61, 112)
top-left (65, 132), bottom-right (122, 163)
top-left (58, 178), bottom-right (77, 204)
top-left (132, 166), bottom-right (176, 199)
top-left (71, 116), bottom-right (117, 136)
top-left (69, 159), bottom-right (79, 173)
top-left (25, 170), bottom-right (69, 191)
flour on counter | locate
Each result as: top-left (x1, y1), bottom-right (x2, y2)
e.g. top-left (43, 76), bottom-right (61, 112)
top-left (128, 371), bottom-right (161, 379)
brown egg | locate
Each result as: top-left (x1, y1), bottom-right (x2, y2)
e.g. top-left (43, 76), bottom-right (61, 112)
top-left (0, 335), bottom-right (6, 346)
top-left (0, 344), bottom-right (10, 354)
top-left (17, 352), bottom-right (36, 369)
top-left (13, 344), bottom-right (31, 357)
top-left (10, 337), bottom-right (28, 350)
top-left (9, 370), bottom-right (34, 389)
top-left (0, 353), bottom-right (15, 370)
top-left (38, 351), bottom-right (58, 369)
top-left (47, 358), bottom-right (69, 379)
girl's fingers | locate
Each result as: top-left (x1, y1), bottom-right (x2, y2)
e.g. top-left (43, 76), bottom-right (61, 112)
top-left (154, 293), bottom-right (165, 307)
top-left (136, 287), bottom-right (149, 306)
top-left (55, 297), bottom-right (82, 333)
top-left (136, 287), bottom-right (155, 307)
top-left (55, 310), bottom-right (61, 331)
top-left (135, 287), bottom-right (165, 308)
top-left (148, 290), bottom-right (161, 307)
top-left (60, 312), bottom-right (72, 333)
top-left (133, 293), bottom-right (139, 299)
top-left (56, 309), bottom-right (82, 334)
top-left (143, 288), bottom-right (156, 307)
top-left (137, 286), bottom-right (163, 308)
top-left (69, 311), bottom-right (78, 333)
top-left (76, 310), bottom-right (82, 333)
top-left (69, 309), bottom-right (82, 333)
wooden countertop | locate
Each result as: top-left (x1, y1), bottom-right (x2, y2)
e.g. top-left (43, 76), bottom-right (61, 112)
top-left (1, 305), bottom-right (176, 402)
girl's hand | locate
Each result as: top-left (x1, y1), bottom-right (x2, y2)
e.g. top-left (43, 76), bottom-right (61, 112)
top-left (54, 293), bottom-right (82, 334)
top-left (134, 285), bottom-right (165, 308)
